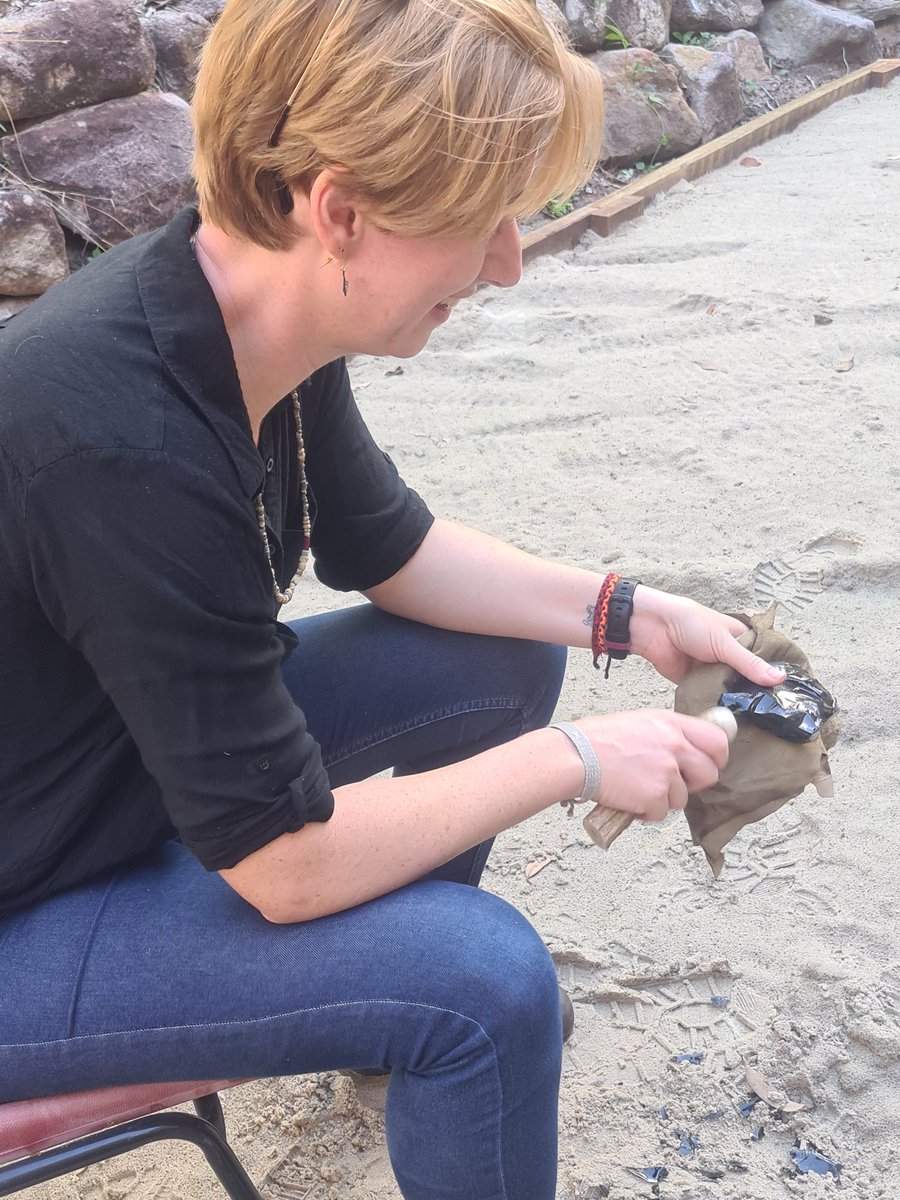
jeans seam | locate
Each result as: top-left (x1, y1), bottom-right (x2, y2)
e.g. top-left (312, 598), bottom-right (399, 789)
top-left (1, 1000), bottom-right (510, 1199)
top-left (0, 997), bottom-right (492, 1050)
top-left (321, 697), bottom-right (525, 769)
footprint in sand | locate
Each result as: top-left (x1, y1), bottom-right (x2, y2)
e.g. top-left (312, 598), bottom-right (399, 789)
top-left (668, 820), bottom-right (838, 920)
top-left (552, 952), bottom-right (775, 1084)
top-left (753, 532), bottom-right (863, 614)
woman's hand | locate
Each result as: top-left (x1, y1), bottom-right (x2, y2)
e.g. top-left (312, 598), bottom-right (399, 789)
top-left (628, 586), bottom-right (786, 686)
top-left (572, 709), bottom-right (730, 821)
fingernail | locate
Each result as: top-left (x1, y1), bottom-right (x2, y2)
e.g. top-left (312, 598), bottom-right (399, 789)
top-left (765, 665), bottom-right (784, 679)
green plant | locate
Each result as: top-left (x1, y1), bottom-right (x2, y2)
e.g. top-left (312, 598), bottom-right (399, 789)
top-left (629, 61), bottom-right (654, 80)
top-left (543, 196), bottom-right (575, 219)
top-left (603, 19), bottom-right (629, 49)
top-left (671, 30), bottom-right (717, 49)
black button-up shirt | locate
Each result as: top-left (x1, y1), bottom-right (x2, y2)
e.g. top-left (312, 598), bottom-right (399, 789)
top-left (0, 207), bottom-right (433, 914)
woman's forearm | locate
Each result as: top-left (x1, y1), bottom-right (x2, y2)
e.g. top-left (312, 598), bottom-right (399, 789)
top-left (365, 517), bottom-right (603, 649)
top-left (220, 724), bottom-right (585, 923)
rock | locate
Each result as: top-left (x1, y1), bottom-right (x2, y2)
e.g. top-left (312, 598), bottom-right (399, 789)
top-left (757, 0), bottom-right (879, 66)
top-left (562, 0), bottom-right (610, 50)
top-left (537, 0), bottom-right (571, 40)
top-left (0, 295), bottom-right (37, 321)
top-left (171, 0), bottom-right (227, 21)
top-left (829, 0), bottom-right (900, 20)
top-left (0, 188), bottom-right (67, 295)
top-left (0, 92), bottom-right (196, 247)
top-left (670, 0), bottom-right (763, 32)
top-left (0, 0), bottom-right (155, 123)
top-left (589, 48), bottom-right (702, 166)
top-left (877, 14), bottom-right (900, 54)
top-left (606, 0), bottom-right (673, 49)
top-left (710, 30), bottom-right (771, 82)
top-left (142, 8), bottom-right (212, 101)
top-left (659, 44), bottom-right (743, 140)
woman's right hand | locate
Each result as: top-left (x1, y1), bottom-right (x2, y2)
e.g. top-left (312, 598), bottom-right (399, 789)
top-left (571, 710), bottom-right (731, 822)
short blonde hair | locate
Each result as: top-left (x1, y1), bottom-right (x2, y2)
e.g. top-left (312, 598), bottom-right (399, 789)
top-left (192, 0), bottom-right (603, 249)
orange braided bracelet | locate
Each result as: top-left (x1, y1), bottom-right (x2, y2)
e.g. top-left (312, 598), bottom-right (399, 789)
top-left (591, 572), bottom-right (620, 669)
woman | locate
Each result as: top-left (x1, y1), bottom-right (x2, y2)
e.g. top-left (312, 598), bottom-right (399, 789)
top-left (0, 0), bottom-right (783, 1195)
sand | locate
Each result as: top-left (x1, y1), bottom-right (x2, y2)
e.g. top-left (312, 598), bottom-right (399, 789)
top-left (27, 82), bottom-right (900, 1200)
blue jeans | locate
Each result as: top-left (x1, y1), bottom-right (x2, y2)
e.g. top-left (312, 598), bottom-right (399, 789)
top-left (0, 606), bottom-right (567, 1200)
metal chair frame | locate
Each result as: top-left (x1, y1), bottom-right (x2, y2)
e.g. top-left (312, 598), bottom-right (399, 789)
top-left (0, 1090), bottom-right (263, 1200)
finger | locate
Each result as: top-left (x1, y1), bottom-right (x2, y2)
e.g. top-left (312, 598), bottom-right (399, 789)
top-left (717, 637), bottom-right (786, 688)
top-left (678, 716), bottom-right (731, 771)
top-left (666, 774), bottom-right (689, 813)
top-left (676, 744), bottom-right (722, 794)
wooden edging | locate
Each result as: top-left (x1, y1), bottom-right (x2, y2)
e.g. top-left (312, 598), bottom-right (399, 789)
top-left (522, 57), bottom-right (900, 266)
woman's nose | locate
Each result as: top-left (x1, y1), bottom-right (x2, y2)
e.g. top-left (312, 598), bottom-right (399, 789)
top-left (480, 218), bottom-right (522, 289)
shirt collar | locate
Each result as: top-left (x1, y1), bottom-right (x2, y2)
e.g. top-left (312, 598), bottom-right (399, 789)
top-left (136, 206), bottom-right (264, 499)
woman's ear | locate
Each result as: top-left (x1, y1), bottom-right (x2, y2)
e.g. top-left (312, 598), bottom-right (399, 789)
top-left (307, 169), bottom-right (368, 261)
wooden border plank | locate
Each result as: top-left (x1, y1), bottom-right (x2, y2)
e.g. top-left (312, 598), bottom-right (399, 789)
top-left (522, 58), bottom-right (899, 267)
top-left (870, 59), bottom-right (900, 87)
top-left (589, 193), bottom-right (645, 236)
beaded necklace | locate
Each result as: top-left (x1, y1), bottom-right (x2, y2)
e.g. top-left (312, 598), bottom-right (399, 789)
top-left (255, 388), bottom-right (310, 606)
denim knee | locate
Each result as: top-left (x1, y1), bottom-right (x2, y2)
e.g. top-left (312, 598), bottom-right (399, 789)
top-left (403, 884), bottom-right (561, 1062)
top-left (507, 638), bottom-right (567, 733)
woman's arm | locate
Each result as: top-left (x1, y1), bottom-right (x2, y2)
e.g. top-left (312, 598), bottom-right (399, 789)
top-left (365, 518), bottom-right (783, 687)
top-left (223, 520), bottom-right (777, 922)
top-left (221, 709), bottom-right (728, 923)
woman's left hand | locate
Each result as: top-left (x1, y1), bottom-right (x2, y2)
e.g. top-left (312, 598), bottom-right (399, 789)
top-left (629, 585), bottom-right (786, 686)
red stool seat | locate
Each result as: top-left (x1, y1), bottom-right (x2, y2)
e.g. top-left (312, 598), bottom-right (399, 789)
top-left (0, 1080), bottom-right (244, 1166)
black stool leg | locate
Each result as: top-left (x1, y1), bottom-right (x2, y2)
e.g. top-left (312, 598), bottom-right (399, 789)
top-left (0, 1111), bottom-right (263, 1200)
top-left (194, 1091), bottom-right (227, 1139)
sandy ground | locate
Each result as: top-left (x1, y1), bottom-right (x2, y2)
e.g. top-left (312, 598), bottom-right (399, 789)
top-left (25, 82), bottom-right (900, 1200)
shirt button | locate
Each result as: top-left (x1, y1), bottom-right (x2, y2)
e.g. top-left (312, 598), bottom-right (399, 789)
top-left (265, 457), bottom-right (274, 473)
top-left (257, 757), bottom-right (270, 771)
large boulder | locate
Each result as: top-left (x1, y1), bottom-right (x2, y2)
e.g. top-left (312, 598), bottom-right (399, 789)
top-left (606, 0), bottom-right (673, 50)
top-left (829, 0), bottom-right (900, 19)
top-left (142, 8), bottom-right (212, 101)
top-left (537, 0), bottom-right (572, 40)
top-left (709, 29), bottom-right (772, 83)
top-left (0, 0), bottom-right (155, 123)
top-left (590, 48), bottom-right (703, 166)
top-left (877, 15), bottom-right (900, 53)
top-left (659, 43), bottom-right (743, 141)
top-left (0, 188), bottom-right (67, 295)
top-left (0, 92), bottom-right (195, 247)
top-left (670, 0), bottom-right (763, 31)
top-left (757, 0), bottom-right (879, 66)
top-left (562, 0), bottom-right (610, 50)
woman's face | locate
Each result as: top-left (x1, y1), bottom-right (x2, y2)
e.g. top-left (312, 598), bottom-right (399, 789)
top-left (350, 216), bottom-right (523, 357)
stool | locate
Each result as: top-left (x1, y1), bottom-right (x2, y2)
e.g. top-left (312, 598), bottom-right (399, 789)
top-left (0, 1080), bottom-right (262, 1199)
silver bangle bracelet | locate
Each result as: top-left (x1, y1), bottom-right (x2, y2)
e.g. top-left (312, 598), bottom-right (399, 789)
top-left (549, 721), bottom-right (602, 805)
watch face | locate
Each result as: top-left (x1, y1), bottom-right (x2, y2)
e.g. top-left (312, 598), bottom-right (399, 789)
top-left (719, 662), bottom-right (836, 744)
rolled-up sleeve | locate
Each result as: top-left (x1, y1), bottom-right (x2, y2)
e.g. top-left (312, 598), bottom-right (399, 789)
top-left (25, 448), bottom-right (334, 870)
top-left (304, 360), bottom-right (434, 592)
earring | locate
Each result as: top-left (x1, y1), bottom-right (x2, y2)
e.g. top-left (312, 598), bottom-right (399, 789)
top-left (341, 265), bottom-right (349, 297)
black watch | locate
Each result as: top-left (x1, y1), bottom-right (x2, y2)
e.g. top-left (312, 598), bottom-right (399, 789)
top-left (604, 578), bottom-right (640, 670)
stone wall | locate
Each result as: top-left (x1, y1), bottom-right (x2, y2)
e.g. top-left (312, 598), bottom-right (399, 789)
top-left (0, 0), bottom-right (896, 312)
